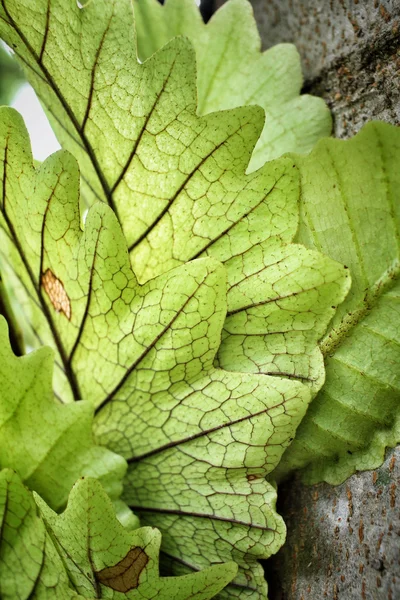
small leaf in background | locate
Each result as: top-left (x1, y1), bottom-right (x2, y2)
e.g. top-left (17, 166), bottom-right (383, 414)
top-left (133, 0), bottom-right (331, 168)
top-left (0, 42), bottom-right (24, 104)
top-left (274, 122), bottom-right (400, 485)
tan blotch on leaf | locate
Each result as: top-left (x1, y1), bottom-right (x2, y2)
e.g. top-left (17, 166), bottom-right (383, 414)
top-left (41, 269), bottom-right (71, 320)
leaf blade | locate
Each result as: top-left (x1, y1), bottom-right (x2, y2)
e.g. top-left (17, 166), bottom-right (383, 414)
top-left (133, 0), bottom-right (331, 167)
top-left (274, 122), bottom-right (400, 484)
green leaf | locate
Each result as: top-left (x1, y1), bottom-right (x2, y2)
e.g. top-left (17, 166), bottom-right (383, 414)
top-left (0, 470), bottom-right (237, 599)
top-left (274, 122), bottom-right (400, 485)
top-left (0, 317), bottom-right (126, 511)
top-left (0, 469), bottom-right (80, 600)
top-left (0, 0), bottom-right (348, 395)
top-left (218, 241), bottom-right (350, 393)
top-left (133, 0), bottom-right (332, 168)
top-left (0, 107), bottom-right (322, 599)
top-left (0, 43), bottom-right (24, 105)
top-left (0, 0), bottom-right (295, 254)
top-left (0, 0), bottom-right (349, 593)
top-left (0, 98), bottom-right (349, 397)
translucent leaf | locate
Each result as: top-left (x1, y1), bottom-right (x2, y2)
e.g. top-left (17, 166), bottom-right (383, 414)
top-left (133, 0), bottom-right (331, 168)
top-left (0, 108), bottom-right (320, 599)
top-left (274, 122), bottom-right (400, 485)
top-left (0, 470), bottom-right (236, 599)
top-left (0, 0), bottom-right (351, 593)
top-left (0, 0), bottom-right (348, 398)
top-left (0, 317), bottom-right (126, 511)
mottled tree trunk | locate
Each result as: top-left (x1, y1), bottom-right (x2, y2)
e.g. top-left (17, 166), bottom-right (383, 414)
top-left (266, 448), bottom-right (400, 599)
top-left (250, 0), bottom-right (400, 136)
top-left (243, 1), bottom-right (400, 598)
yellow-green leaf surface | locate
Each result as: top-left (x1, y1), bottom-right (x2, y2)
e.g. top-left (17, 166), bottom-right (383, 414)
top-left (133, 0), bottom-right (331, 169)
top-left (274, 122), bottom-right (400, 485)
top-left (0, 469), bottom-right (81, 600)
top-left (0, 317), bottom-right (126, 511)
top-left (0, 108), bottom-right (321, 599)
top-left (0, 76), bottom-right (349, 395)
top-left (0, 1), bottom-right (348, 395)
top-left (0, 470), bottom-right (236, 599)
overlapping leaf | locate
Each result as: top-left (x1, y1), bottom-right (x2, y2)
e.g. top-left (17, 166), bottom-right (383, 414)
top-left (0, 317), bottom-right (126, 511)
top-left (0, 0), bottom-right (346, 398)
top-left (0, 469), bottom-right (80, 600)
top-left (0, 1), bottom-right (349, 395)
top-left (0, 470), bottom-right (236, 599)
top-left (0, 1), bottom-right (349, 596)
top-left (0, 107), bottom-right (322, 599)
top-left (133, 0), bottom-right (331, 168)
top-left (274, 122), bottom-right (400, 485)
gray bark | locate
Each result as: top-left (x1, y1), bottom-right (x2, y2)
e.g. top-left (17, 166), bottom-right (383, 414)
top-left (250, 0), bottom-right (400, 138)
top-left (265, 448), bottom-right (400, 599)
top-left (242, 1), bottom-right (400, 598)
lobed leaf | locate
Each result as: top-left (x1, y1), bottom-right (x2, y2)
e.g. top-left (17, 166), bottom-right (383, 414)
top-left (133, 0), bottom-right (331, 168)
top-left (0, 469), bottom-right (80, 600)
top-left (274, 122), bottom-right (400, 485)
top-left (0, 0), bottom-right (349, 394)
top-left (0, 0), bottom-right (350, 594)
top-left (0, 317), bottom-right (126, 511)
top-left (0, 107), bottom-right (319, 599)
top-left (0, 470), bottom-right (236, 599)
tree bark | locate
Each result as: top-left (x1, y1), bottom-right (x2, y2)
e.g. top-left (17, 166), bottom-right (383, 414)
top-left (265, 448), bottom-right (400, 599)
top-left (249, 0), bottom-right (400, 137)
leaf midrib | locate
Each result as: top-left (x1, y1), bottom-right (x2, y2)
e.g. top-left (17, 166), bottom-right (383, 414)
top-left (321, 258), bottom-right (400, 357)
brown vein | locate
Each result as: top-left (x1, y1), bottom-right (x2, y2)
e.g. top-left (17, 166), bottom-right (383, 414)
top-left (110, 56), bottom-right (178, 196)
top-left (127, 399), bottom-right (289, 463)
top-left (94, 280), bottom-right (207, 413)
top-left (129, 505), bottom-right (276, 533)
top-left (128, 121), bottom-right (251, 254)
top-left (0, 0), bottom-right (117, 215)
top-left (0, 139), bottom-right (81, 400)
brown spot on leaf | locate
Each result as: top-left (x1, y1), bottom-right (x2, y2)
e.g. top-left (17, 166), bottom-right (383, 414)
top-left (95, 547), bottom-right (149, 592)
top-left (41, 269), bottom-right (71, 320)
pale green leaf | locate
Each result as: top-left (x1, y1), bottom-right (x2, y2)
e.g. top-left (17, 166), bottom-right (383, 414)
top-left (274, 122), bottom-right (400, 485)
top-left (0, 0), bottom-right (349, 593)
top-left (218, 242), bottom-right (350, 393)
top-left (36, 477), bottom-right (237, 599)
top-left (0, 1), bottom-right (348, 397)
top-left (0, 317), bottom-right (126, 511)
top-left (0, 470), bottom-right (236, 599)
top-left (133, 0), bottom-right (332, 168)
top-left (0, 99), bottom-right (349, 400)
top-left (0, 107), bottom-right (319, 599)
top-left (0, 469), bottom-right (82, 600)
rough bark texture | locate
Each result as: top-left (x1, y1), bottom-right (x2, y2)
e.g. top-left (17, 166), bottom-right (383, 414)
top-left (249, 0), bottom-right (400, 138)
top-left (240, 1), bottom-right (400, 598)
top-left (265, 448), bottom-right (400, 600)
